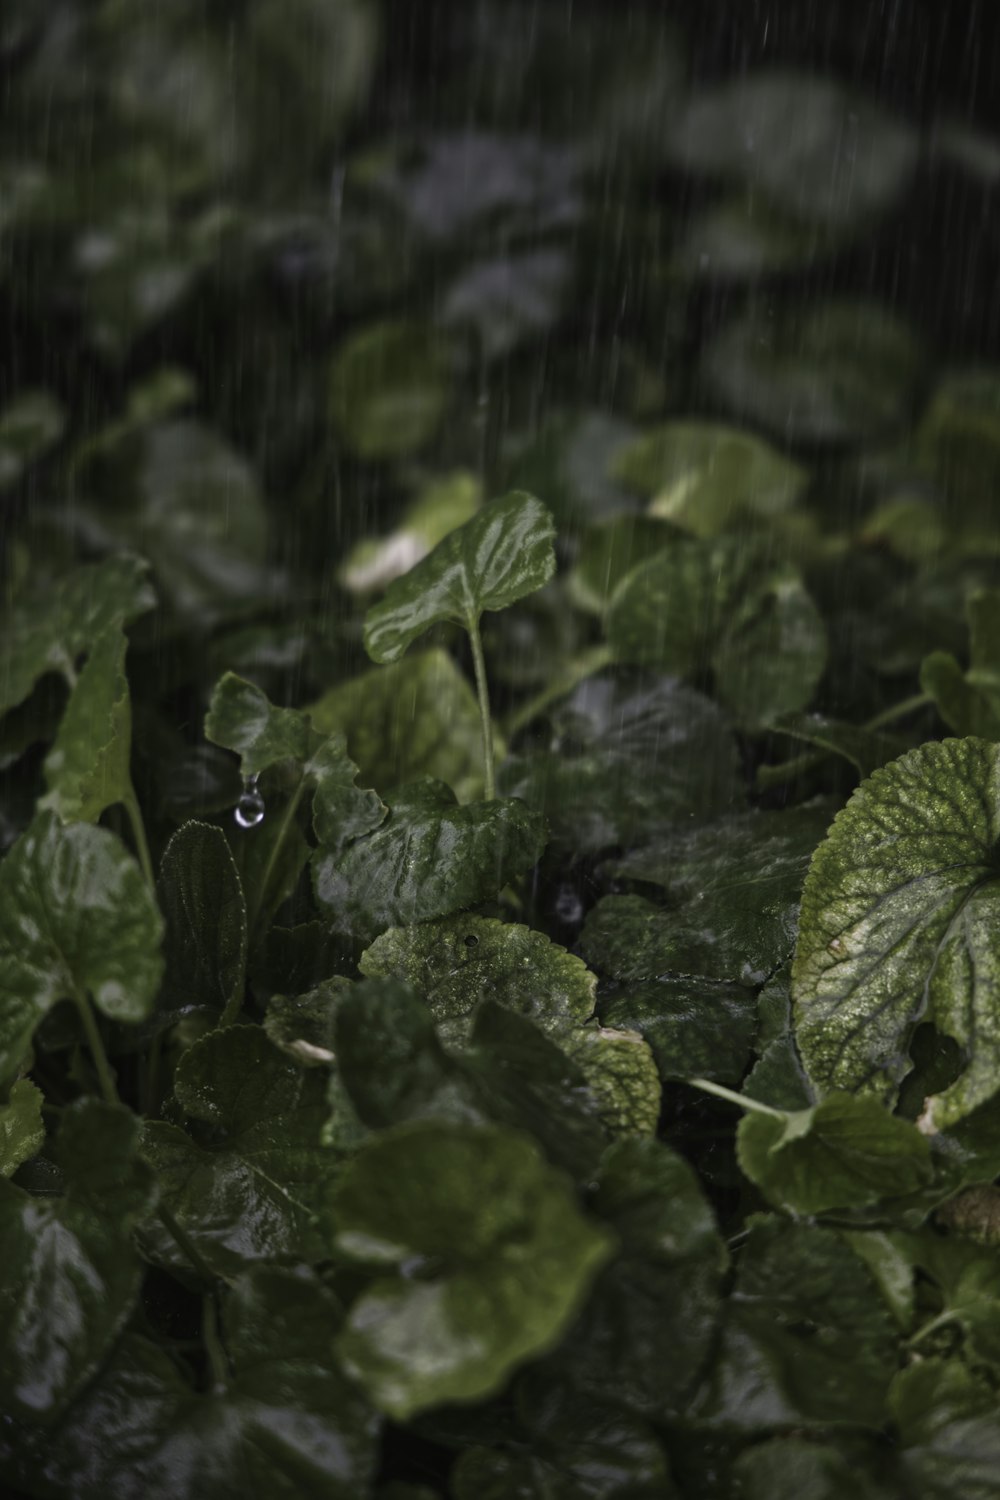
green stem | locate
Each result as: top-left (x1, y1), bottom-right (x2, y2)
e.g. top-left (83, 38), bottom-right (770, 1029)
top-left (157, 1202), bottom-right (218, 1286)
top-left (467, 615), bottom-right (496, 801)
top-left (201, 1292), bottom-right (230, 1392)
top-left (122, 784), bottom-right (155, 888)
top-left (73, 986), bottom-right (119, 1105)
top-left (503, 644), bottom-right (614, 739)
top-left (687, 1076), bottom-right (786, 1118)
top-left (756, 692), bottom-right (933, 791)
top-left (907, 1309), bottom-right (958, 1348)
top-left (246, 773), bottom-right (307, 938)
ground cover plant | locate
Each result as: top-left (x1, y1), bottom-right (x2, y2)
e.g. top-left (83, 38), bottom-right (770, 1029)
top-left (5, 2), bottom-right (1000, 1496)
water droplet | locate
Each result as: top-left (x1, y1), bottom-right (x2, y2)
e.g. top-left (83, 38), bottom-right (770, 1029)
top-left (235, 775), bottom-right (265, 829)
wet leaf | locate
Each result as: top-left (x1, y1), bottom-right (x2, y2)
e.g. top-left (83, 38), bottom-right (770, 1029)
top-left (0, 554), bottom-right (155, 721)
top-left (363, 491), bottom-right (556, 662)
top-left (793, 738), bottom-right (1000, 1130)
top-left (0, 1079), bottom-right (45, 1177)
top-left (312, 779), bottom-right (545, 942)
top-left (40, 625), bottom-right (132, 823)
top-left (0, 390), bottom-right (65, 490)
top-left (329, 1119), bottom-right (613, 1418)
top-left (0, 1099), bottom-right (156, 1422)
top-left (0, 812), bottom-right (164, 1090)
top-left (139, 1025), bottom-right (332, 1278)
top-left (607, 536), bottom-right (827, 726)
top-left (737, 1092), bottom-right (936, 1216)
top-left (500, 673), bottom-right (743, 854)
top-left (156, 822), bottom-right (247, 1020)
top-left (2, 1265), bottom-right (380, 1500)
top-left (309, 648), bottom-right (497, 802)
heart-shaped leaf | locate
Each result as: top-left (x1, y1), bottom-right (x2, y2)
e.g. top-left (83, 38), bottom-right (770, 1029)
top-left (363, 491), bottom-right (556, 663)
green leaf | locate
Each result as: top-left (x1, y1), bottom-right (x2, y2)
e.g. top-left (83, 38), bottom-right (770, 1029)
top-left (333, 980), bottom-right (609, 1181)
top-left (737, 1092), bottom-right (936, 1215)
top-left (793, 738), bottom-right (1000, 1130)
top-left (699, 300), bottom-right (923, 446)
top-left (597, 971), bottom-right (758, 1087)
top-left (205, 672), bottom-right (386, 845)
top-left (891, 1359), bottom-right (1000, 1500)
top-left (921, 590), bottom-right (1000, 738)
top-left (339, 471), bottom-right (481, 594)
top-left (40, 624), bottom-right (132, 822)
top-left (499, 673), bottom-right (744, 854)
top-left (363, 491), bottom-right (556, 663)
top-left (613, 420), bottom-right (809, 537)
top-left (309, 648), bottom-right (498, 802)
top-left (329, 1119), bottom-right (614, 1418)
top-left (0, 389), bottom-right (65, 491)
top-left (452, 1379), bottom-right (674, 1498)
top-left (0, 1078), bottom-right (45, 1176)
top-left (329, 320), bottom-right (451, 460)
top-left (360, 914), bottom-right (595, 1046)
top-left (547, 1137), bottom-right (726, 1415)
top-left (0, 1099), bottom-right (156, 1421)
top-left (607, 536), bottom-right (826, 726)
top-left (140, 1025), bottom-right (332, 1278)
top-left (0, 553), bottom-right (155, 720)
top-left (666, 72), bottom-right (917, 230)
top-left (2, 1265), bottom-right (379, 1500)
top-left (767, 711), bottom-right (909, 780)
top-left (156, 822), bottom-right (247, 1020)
top-left (733, 1437), bottom-right (894, 1500)
top-left (0, 812), bottom-right (164, 1090)
top-left (689, 1216), bottom-right (899, 1429)
top-left (265, 978), bottom-right (350, 1067)
top-left (568, 515), bottom-right (677, 615)
top-left (603, 803), bottom-right (832, 986)
top-left (312, 779), bottom-right (545, 942)
top-left (79, 421), bottom-right (274, 626)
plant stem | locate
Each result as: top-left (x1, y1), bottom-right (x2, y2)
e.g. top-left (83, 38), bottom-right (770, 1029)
top-left (201, 1292), bottom-right (230, 1392)
top-left (756, 691), bottom-right (934, 791)
top-left (504, 644), bottom-right (614, 738)
top-left (122, 784), bottom-right (155, 888)
top-left (907, 1309), bottom-right (958, 1347)
top-left (73, 986), bottom-right (119, 1105)
top-left (247, 772), bottom-right (307, 937)
top-left (687, 1076), bottom-right (787, 1118)
top-left (467, 615), bottom-right (496, 801)
top-left (157, 1202), bottom-right (218, 1286)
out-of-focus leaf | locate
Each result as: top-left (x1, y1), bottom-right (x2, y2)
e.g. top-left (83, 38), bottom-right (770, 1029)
top-left (0, 1100), bottom-right (156, 1422)
top-left (500, 673), bottom-right (743, 854)
top-left (329, 321), bottom-right (451, 461)
top-left (0, 812), bottom-right (164, 1090)
top-left (0, 391), bottom-right (65, 490)
top-left (329, 1118), bottom-right (613, 1418)
top-left (921, 590), bottom-right (1000, 738)
top-left (441, 249), bottom-right (569, 359)
top-left (338, 473), bottom-right (481, 595)
top-left (700, 301), bottom-right (923, 446)
top-left (666, 72), bottom-right (918, 230)
top-left (614, 421), bottom-right (809, 536)
top-left (765, 712), bottom-right (908, 781)
top-left (1, 1265), bottom-right (380, 1500)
